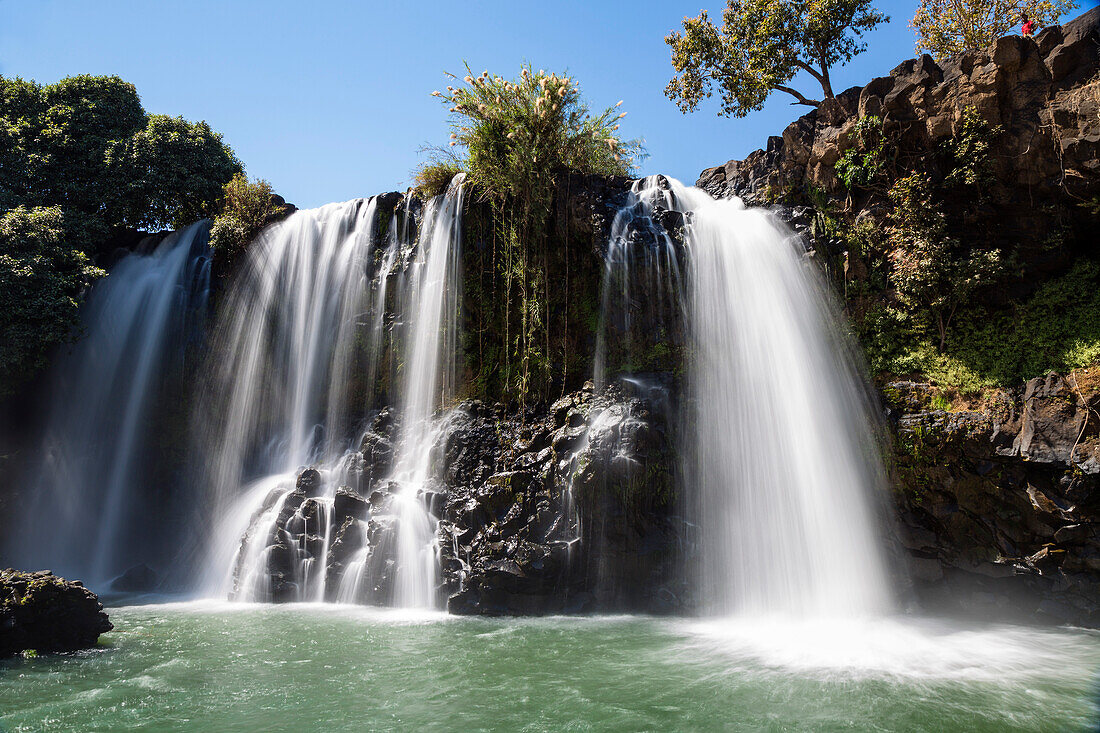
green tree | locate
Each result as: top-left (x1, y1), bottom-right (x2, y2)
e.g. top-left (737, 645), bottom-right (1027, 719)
top-left (664, 0), bottom-right (888, 117)
top-left (0, 73), bottom-right (244, 393)
top-left (0, 74), bottom-right (241, 246)
top-left (209, 172), bottom-right (282, 270)
top-left (887, 173), bottom-right (1001, 351)
top-left (0, 207), bottom-right (105, 395)
top-left (107, 114), bottom-right (243, 230)
top-left (912, 0), bottom-right (1077, 59)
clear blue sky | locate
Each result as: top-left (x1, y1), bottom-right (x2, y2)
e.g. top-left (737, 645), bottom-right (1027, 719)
top-left (3, 0), bottom-right (932, 208)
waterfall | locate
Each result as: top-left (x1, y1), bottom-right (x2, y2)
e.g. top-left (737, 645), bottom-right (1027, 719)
top-left (9, 222), bottom-right (212, 586)
top-left (387, 176), bottom-right (464, 608)
top-left (602, 177), bottom-right (893, 618)
top-left (197, 197), bottom-right (392, 600)
top-left (202, 178), bottom-right (464, 608)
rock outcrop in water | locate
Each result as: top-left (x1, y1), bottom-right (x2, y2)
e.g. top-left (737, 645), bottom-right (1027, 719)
top-left (888, 369), bottom-right (1100, 625)
top-left (0, 570), bottom-right (113, 657)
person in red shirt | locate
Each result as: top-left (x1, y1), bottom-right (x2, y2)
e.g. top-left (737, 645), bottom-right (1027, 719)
top-left (1020, 12), bottom-right (1036, 36)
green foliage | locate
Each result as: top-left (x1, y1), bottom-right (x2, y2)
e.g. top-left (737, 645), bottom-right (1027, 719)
top-left (209, 173), bottom-right (279, 268)
top-left (0, 74), bottom-right (241, 244)
top-left (664, 0), bottom-right (888, 117)
top-left (106, 114), bottom-right (243, 230)
top-left (939, 108), bottom-right (1002, 190)
top-left (0, 207), bottom-right (104, 395)
top-left (912, 0), bottom-right (1077, 59)
top-left (0, 73), bottom-right (242, 392)
top-left (858, 261), bottom-right (1100, 391)
top-left (433, 64), bottom-right (641, 406)
top-left (886, 172), bottom-right (1002, 351)
top-left (835, 115), bottom-right (889, 190)
top-left (436, 64), bottom-right (640, 200)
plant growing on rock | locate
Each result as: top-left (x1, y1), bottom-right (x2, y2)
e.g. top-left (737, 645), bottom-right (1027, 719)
top-left (886, 173), bottom-right (1002, 352)
top-left (209, 173), bottom-right (291, 274)
top-left (912, 0), bottom-right (1077, 59)
top-left (664, 0), bottom-right (888, 116)
top-left (835, 114), bottom-right (891, 191)
top-left (427, 64), bottom-right (642, 406)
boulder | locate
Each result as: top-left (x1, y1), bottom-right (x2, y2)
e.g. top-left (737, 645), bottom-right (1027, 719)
top-left (1, 569), bottom-right (113, 657)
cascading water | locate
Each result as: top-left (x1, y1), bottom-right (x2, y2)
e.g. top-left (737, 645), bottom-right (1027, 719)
top-left (202, 178), bottom-right (464, 609)
top-left (197, 197), bottom-right (391, 600)
top-left (384, 176), bottom-right (464, 609)
top-left (9, 222), bottom-right (212, 586)
top-left (601, 176), bottom-right (893, 618)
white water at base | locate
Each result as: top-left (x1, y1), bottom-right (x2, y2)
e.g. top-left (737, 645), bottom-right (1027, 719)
top-left (10, 223), bottom-right (211, 586)
top-left (618, 177), bottom-right (893, 618)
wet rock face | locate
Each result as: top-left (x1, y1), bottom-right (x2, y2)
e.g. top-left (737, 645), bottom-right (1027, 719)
top-left (439, 378), bottom-right (689, 616)
top-left (0, 569), bottom-right (113, 657)
top-left (887, 369), bottom-right (1100, 625)
top-left (229, 380), bottom-right (688, 615)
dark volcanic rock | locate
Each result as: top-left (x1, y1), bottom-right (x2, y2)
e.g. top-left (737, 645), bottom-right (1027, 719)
top-left (438, 379), bottom-right (689, 616)
top-left (887, 368), bottom-right (1100, 625)
top-left (1, 569), bottom-right (113, 657)
top-left (698, 9), bottom-right (1100, 289)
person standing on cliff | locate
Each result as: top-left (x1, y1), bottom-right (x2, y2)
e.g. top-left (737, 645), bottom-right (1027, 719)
top-left (1020, 12), bottom-right (1036, 36)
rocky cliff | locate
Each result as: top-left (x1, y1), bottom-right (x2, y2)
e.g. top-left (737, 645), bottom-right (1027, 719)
top-left (698, 7), bottom-right (1099, 289)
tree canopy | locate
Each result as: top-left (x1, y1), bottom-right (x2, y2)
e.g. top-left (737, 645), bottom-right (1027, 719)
top-left (665, 0), bottom-right (888, 117)
top-left (0, 73), bottom-right (242, 394)
top-left (912, 0), bottom-right (1077, 59)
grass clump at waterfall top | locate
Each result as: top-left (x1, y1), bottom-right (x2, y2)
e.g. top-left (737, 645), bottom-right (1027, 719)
top-left (416, 65), bottom-right (644, 406)
top-left (421, 63), bottom-right (643, 202)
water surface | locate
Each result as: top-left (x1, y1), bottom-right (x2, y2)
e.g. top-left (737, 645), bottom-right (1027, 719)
top-left (3, 603), bottom-right (1098, 731)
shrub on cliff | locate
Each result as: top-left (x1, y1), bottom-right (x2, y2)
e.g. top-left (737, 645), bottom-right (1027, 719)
top-left (209, 173), bottom-right (289, 273)
top-left (912, 0), bottom-right (1077, 59)
top-left (0, 207), bottom-right (104, 396)
top-left (664, 0), bottom-right (888, 116)
top-left (886, 173), bottom-right (1002, 352)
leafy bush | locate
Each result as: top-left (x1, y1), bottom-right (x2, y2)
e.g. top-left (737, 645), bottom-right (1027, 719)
top-left (435, 64), bottom-right (640, 202)
top-left (858, 261), bottom-right (1100, 391)
top-left (209, 173), bottom-right (280, 270)
top-left (0, 207), bottom-right (104, 395)
top-left (886, 172), bottom-right (1002, 352)
top-left (835, 115), bottom-right (889, 190)
top-left (0, 73), bottom-right (243, 392)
